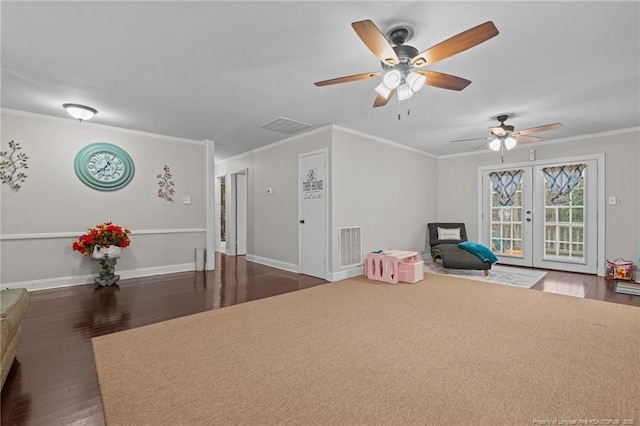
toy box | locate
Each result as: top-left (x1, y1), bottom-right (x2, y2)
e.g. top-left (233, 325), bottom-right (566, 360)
top-left (606, 259), bottom-right (634, 281)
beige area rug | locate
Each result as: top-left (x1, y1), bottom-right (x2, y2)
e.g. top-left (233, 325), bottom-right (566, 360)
top-left (93, 275), bottom-right (640, 426)
top-left (425, 261), bottom-right (547, 289)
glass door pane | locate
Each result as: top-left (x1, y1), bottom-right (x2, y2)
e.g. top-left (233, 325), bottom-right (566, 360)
top-left (490, 176), bottom-right (524, 257)
top-left (542, 166), bottom-right (585, 262)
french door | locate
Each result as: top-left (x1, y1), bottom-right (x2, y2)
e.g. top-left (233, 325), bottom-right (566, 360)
top-left (480, 158), bottom-right (600, 274)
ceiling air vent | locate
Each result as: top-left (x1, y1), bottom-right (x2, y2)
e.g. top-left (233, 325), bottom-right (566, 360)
top-left (259, 117), bottom-right (312, 135)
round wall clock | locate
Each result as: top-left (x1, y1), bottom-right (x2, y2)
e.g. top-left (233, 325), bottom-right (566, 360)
top-left (74, 142), bottom-right (135, 191)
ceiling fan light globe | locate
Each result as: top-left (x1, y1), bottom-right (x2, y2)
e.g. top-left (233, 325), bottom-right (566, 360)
top-left (504, 136), bottom-right (517, 150)
top-left (406, 71), bottom-right (426, 92)
top-left (374, 82), bottom-right (392, 98)
top-left (382, 69), bottom-right (402, 89)
top-left (397, 83), bottom-right (414, 101)
top-left (489, 138), bottom-right (501, 151)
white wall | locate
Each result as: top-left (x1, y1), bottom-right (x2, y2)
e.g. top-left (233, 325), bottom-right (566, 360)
top-left (5, 109), bottom-right (634, 288)
top-left (216, 127), bottom-right (332, 270)
top-left (331, 127), bottom-right (438, 272)
top-left (218, 126), bottom-right (439, 279)
top-left (437, 130), bottom-right (640, 268)
top-left (0, 111), bottom-right (206, 289)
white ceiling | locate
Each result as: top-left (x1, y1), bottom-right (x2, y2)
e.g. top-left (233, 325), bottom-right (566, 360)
top-left (2, 1), bottom-right (639, 162)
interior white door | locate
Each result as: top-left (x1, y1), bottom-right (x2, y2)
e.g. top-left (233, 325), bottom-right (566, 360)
top-left (481, 159), bottom-right (598, 274)
top-left (298, 149), bottom-right (327, 279)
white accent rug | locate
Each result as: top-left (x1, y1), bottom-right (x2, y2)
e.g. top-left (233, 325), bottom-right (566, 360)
top-left (425, 260), bottom-right (547, 289)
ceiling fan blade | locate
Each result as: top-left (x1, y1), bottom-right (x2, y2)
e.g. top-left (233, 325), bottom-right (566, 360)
top-left (476, 141), bottom-right (490, 150)
top-left (490, 126), bottom-right (507, 137)
top-left (410, 21), bottom-right (499, 68)
top-left (451, 137), bottom-right (489, 143)
top-left (517, 123), bottom-right (563, 135)
top-left (373, 88), bottom-right (397, 108)
top-left (415, 70), bottom-right (471, 91)
top-left (314, 71), bottom-right (380, 87)
top-left (352, 20), bottom-right (399, 66)
top-left (515, 134), bottom-right (542, 143)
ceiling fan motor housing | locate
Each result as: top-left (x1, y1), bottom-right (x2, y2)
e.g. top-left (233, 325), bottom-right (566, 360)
top-left (496, 115), bottom-right (515, 133)
top-left (389, 26), bottom-right (411, 45)
top-left (381, 42), bottom-right (418, 70)
top-left (393, 44), bottom-right (419, 61)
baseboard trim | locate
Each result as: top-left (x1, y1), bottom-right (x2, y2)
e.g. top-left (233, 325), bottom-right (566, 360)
top-left (327, 266), bottom-right (364, 282)
top-left (246, 254), bottom-right (300, 274)
top-left (245, 255), bottom-right (364, 282)
top-left (2, 263), bottom-right (195, 292)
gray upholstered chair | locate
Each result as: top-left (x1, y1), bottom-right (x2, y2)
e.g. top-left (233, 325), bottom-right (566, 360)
top-left (427, 223), bottom-right (491, 276)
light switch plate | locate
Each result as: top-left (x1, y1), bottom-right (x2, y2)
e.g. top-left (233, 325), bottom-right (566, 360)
top-left (183, 196), bottom-right (192, 205)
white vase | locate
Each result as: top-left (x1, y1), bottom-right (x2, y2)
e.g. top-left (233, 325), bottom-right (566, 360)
top-left (92, 245), bottom-right (122, 260)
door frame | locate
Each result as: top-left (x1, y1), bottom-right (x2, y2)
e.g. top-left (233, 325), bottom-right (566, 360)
top-left (225, 168), bottom-right (248, 256)
top-left (297, 148), bottom-right (329, 279)
top-left (214, 173), bottom-right (225, 253)
top-left (477, 153), bottom-right (605, 275)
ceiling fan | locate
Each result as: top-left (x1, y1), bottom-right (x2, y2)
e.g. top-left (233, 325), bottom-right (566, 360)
top-left (314, 19), bottom-right (499, 111)
top-left (451, 114), bottom-right (564, 152)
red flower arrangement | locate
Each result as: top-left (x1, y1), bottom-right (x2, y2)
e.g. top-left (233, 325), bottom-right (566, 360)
top-left (72, 222), bottom-right (131, 255)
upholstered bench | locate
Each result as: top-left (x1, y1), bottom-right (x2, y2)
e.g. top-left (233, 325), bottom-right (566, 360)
top-left (1, 288), bottom-right (30, 388)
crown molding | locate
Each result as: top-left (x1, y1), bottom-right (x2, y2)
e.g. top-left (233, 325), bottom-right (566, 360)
top-left (332, 125), bottom-right (437, 159)
top-left (1, 108), bottom-right (205, 145)
top-left (215, 124), bottom-right (333, 166)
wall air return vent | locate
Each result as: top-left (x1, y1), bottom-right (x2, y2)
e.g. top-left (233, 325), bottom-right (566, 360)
top-left (339, 226), bottom-right (362, 268)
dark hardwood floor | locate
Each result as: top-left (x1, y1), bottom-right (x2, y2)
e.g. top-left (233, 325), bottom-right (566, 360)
top-left (1, 254), bottom-right (638, 425)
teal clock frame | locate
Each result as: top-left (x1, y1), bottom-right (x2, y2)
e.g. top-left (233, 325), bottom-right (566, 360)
top-left (74, 142), bottom-right (135, 191)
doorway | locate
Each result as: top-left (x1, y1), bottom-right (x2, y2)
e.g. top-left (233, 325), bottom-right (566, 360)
top-left (479, 156), bottom-right (603, 274)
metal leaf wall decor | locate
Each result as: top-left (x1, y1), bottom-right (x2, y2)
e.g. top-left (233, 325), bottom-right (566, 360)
top-left (157, 165), bottom-right (175, 201)
top-left (0, 140), bottom-right (29, 191)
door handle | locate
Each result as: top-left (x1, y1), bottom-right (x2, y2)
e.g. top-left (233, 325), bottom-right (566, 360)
top-left (299, 220), bottom-right (305, 224)
top-left (526, 218), bottom-right (531, 222)
top-left (526, 210), bottom-right (531, 215)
